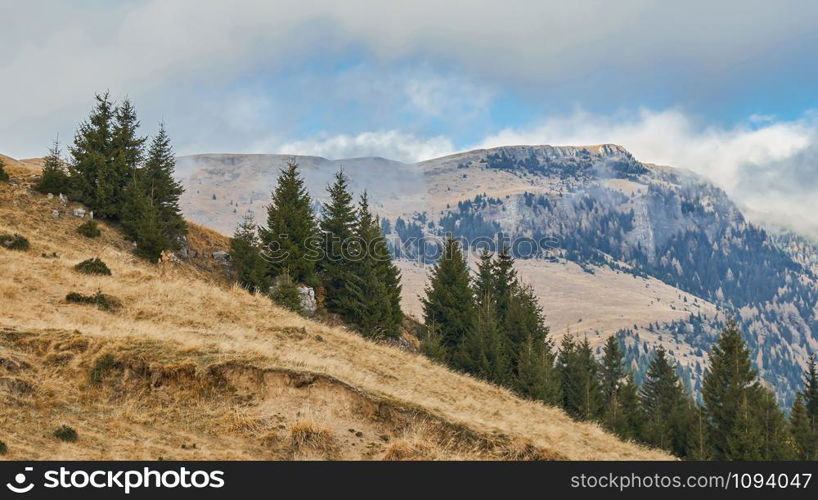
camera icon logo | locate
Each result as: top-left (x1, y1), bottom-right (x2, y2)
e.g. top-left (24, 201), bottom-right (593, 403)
top-left (6, 467), bottom-right (35, 494)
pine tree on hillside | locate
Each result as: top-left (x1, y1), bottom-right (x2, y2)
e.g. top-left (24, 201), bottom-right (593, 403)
top-left (558, 336), bottom-right (603, 421)
top-left (455, 296), bottom-right (508, 383)
top-left (260, 160), bottom-right (319, 285)
top-left (755, 386), bottom-right (792, 460)
top-left (421, 323), bottom-right (448, 364)
top-left (0, 158), bottom-right (8, 182)
top-left (270, 270), bottom-right (305, 315)
top-left (230, 212), bottom-right (270, 294)
top-left (790, 394), bottom-right (817, 460)
top-left (422, 235), bottom-right (475, 358)
top-left (492, 244), bottom-right (517, 325)
top-left (68, 92), bottom-right (116, 216)
top-left (110, 99), bottom-right (146, 218)
top-left (473, 249), bottom-right (495, 308)
top-left (130, 187), bottom-right (169, 262)
top-left (140, 124), bottom-right (186, 246)
top-left (702, 319), bottom-right (763, 460)
top-left (804, 354), bottom-right (818, 419)
top-left (600, 336), bottom-right (627, 433)
top-left (35, 140), bottom-right (71, 194)
top-left (506, 283), bottom-right (550, 369)
top-left (335, 193), bottom-right (402, 338)
top-left (615, 374), bottom-right (644, 441)
top-left (639, 347), bottom-right (690, 456)
top-left (319, 170), bottom-right (356, 313)
top-left (686, 403), bottom-right (711, 460)
top-left (516, 332), bottom-right (561, 405)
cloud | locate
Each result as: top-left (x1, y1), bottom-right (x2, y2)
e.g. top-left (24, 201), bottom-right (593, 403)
top-left (276, 130), bottom-right (454, 162)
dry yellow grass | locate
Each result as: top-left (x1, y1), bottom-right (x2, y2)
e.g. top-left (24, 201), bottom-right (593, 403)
top-left (0, 167), bottom-right (672, 461)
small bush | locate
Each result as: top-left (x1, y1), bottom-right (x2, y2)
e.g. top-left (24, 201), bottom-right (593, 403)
top-left (270, 272), bottom-right (305, 315)
top-left (77, 220), bottom-right (101, 238)
top-left (89, 353), bottom-right (120, 385)
top-left (53, 425), bottom-right (78, 442)
top-left (74, 258), bottom-right (111, 276)
top-left (0, 233), bottom-right (30, 251)
top-left (0, 159), bottom-right (9, 182)
top-left (65, 291), bottom-right (122, 312)
top-left (0, 440), bottom-right (7, 455)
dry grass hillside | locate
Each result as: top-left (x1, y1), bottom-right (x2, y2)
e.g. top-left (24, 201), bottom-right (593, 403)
top-left (0, 163), bottom-right (671, 461)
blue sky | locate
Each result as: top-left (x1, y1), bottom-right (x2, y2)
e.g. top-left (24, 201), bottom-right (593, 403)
top-left (3, 1), bottom-right (818, 233)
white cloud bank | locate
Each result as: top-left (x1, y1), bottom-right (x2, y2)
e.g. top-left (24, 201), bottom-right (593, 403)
top-left (277, 130), bottom-right (454, 163)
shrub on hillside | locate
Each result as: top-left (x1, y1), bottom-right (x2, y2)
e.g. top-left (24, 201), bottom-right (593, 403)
top-left (270, 272), bottom-right (305, 315)
top-left (0, 233), bottom-right (30, 251)
top-left (53, 425), bottom-right (78, 442)
top-left (77, 220), bottom-right (101, 238)
top-left (0, 158), bottom-right (9, 182)
top-left (89, 353), bottom-right (120, 385)
top-left (74, 258), bottom-right (111, 276)
top-left (65, 291), bottom-right (122, 312)
top-left (0, 440), bottom-right (7, 455)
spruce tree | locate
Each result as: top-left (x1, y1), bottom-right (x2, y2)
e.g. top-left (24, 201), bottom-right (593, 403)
top-left (639, 347), bottom-right (689, 456)
top-left (110, 99), bottom-right (146, 217)
top-left (260, 160), bottom-right (319, 285)
top-left (68, 92), bottom-right (116, 215)
top-left (230, 213), bottom-right (270, 294)
top-left (141, 124), bottom-right (186, 246)
top-left (492, 244), bottom-right (517, 325)
top-left (558, 336), bottom-right (603, 421)
top-left (131, 188), bottom-right (169, 262)
top-left (319, 169), bottom-right (356, 313)
top-left (790, 394), bottom-right (817, 460)
top-left (685, 403), bottom-right (711, 460)
top-left (455, 296), bottom-right (507, 383)
top-left (0, 158), bottom-right (8, 182)
top-left (421, 235), bottom-right (474, 359)
top-left (702, 320), bottom-right (763, 460)
top-left (270, 271), bottom-right (305, 315)
top-left (473, 249), bottom-right (495, 308)
top-left (600, 336), bottom-right (627, 433)
top-left (336, 194), bottom-right (402, 338)
top-left (516, 333), bottom-right (561, 405)
top-left (35, 140), bottom-right (71, 194)
top-left (804, 354), bottom-right (818, 419)
top-left (615, 374), bottom-right (644, 441)
top-left (421, 324), bottom-right (448, 364)
top-left (755, 386), bottom-right (792, 460)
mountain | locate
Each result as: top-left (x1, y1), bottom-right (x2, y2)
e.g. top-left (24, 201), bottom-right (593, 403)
top-left (177, 145), bottom-right (818, 405)
top-left (0, 159), bottom-right (667, 460)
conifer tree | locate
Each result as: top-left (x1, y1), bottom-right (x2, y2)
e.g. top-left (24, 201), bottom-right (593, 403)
top-left (790, 394), bottom-right (817, 460)
top-left (421, 323), bottom-right (448, 364)
top-left (558, 336), bottom-right (603, 421)
top-left (640, 347), bottom-right (689, 456)
top-left (260, 160), bottom-right (319, 285)
top-left (0, 158), bottom-right (8, 182)
top-left (131, 187), bottom-right (168, 262)
top-left (755, 386), bottom-right (792, 460)
top-left (270, 271), bottom-right (305, 315)
top-left (230, 213), bottom-right (270, 294)
top-left (35, 140), bottom-right (71, 194)
top-left (601, 336), bottom-right (627, 433)
top-left (702, 320), bottom-right (763, 460)
top-left (492, 244), bottom-right (517, 325)
top-left (686, 403), bottom-right (711, 460)
top-left (336, 194), bottom-right (402, 338)
top-left (615, 374), bottom-right (644, 441)
top-left (456, 296), bottom-right (508, 383)
top-left (422, 235), bottom-right (474, 358)
top-left (473, 249), bottom-right (495, 308)
top-left (804, 354), bottom-right (818, 419)
top-left (140, 123), bottom-right (186, 245)
top-left (319, 170), bottom-right (356, 313)
top-left (69, 92), bottom-right (116, 215)
top-left (515, 333), bottom-right (561, 405)
top-left (110, 99), bottom-right (146, 217)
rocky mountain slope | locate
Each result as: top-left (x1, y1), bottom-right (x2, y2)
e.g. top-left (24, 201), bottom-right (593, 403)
top-left (0, 160), bottom-right (668, 460)
top-left (176, 145), bottom-right (818, 405)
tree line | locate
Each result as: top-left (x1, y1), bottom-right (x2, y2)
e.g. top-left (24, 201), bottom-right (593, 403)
top-left (35, 93), bottom-right (186, 261)
top-left (230, 165), bottom-right (403, 339)
top-left (421, 236), bottom-right (818, 460)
